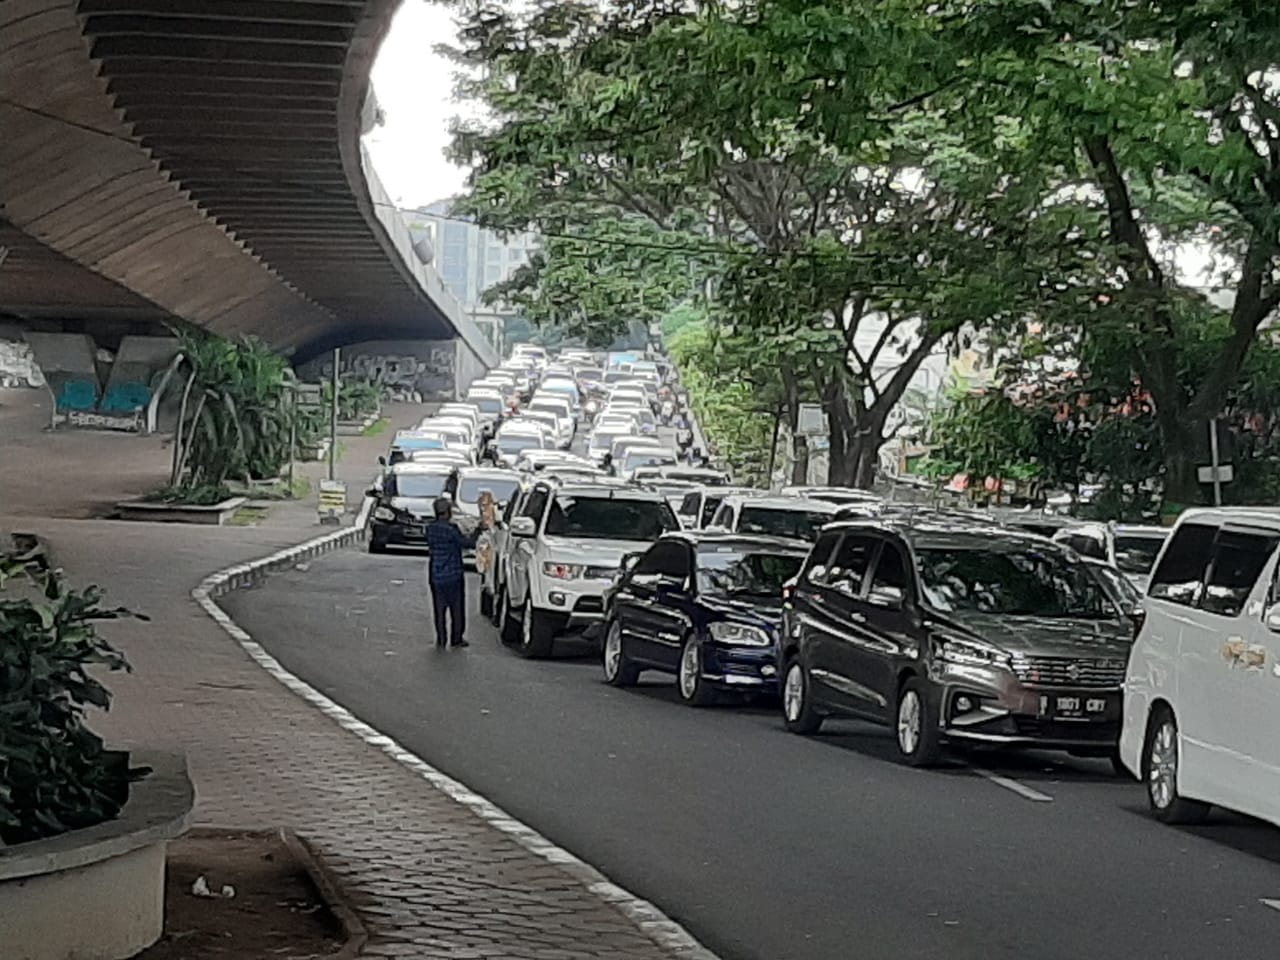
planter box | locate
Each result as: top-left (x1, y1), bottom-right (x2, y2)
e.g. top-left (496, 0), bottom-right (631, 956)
top-left (117, 496), bottom-right (247, 525)
top-left (0, 751), bottom-right (193, 960)
top-left (335, 411), bottom-right (380, 435)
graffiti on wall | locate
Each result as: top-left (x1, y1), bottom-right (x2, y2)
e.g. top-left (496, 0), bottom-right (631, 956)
top-left (311, 342), bottom-right (457, 401)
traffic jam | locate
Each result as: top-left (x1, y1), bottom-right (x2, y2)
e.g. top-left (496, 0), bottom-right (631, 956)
top-left (365, 343), bottom-right (1280, 838)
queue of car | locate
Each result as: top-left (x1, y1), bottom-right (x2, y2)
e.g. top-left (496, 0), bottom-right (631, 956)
top-left (364, 344), bottom-right (1280, 841)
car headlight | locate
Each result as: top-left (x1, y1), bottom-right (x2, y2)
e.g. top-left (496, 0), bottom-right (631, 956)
top-left (373, 506), bottom-right (396, 522)
top-left (543, 562), bottom-right (584, 580)
top-left (936, 635), bottom-right (1012, 671)
top-left (708, 621), bottom-right (772, 647)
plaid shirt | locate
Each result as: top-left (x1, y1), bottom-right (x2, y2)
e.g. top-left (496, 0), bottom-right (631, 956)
top-left (424, 519), bottom-right (478, 585)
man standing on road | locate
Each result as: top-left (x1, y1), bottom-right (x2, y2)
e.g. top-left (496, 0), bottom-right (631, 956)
top-left (424, 497), bottom-right (484, 649)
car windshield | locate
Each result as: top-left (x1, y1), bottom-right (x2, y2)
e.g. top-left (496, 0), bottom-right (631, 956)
top-left (591, 431), bottom-right (629, 451)
top-left (1114, 533), bottom-right (1167, 575)
top-left (697, 548), bottom-right (804, 598)
top-left (544, 496), bottom-right (678, 540)
top-left (916, 546), bottom-right (1115, 618)
top-left (458, 477), bottom-right (520, 504)
top-left (496, 433), bottom-right (543, 453)
top-left (470, 397), bottom-right (503, 414)
top-left (577, 367), bottom-right (603, 382)
top-left (737, 507), bottom-right (831, 542)
top-left (1088, 562), bottom-right (1141, 614)
top-left (390, 473), bottom-right (450, 498)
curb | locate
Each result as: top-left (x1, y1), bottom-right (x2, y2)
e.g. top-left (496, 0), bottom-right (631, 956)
top-left (280, 827), bottom-right (370, 960)
top-left (191, 498), bottom-right (722, 960)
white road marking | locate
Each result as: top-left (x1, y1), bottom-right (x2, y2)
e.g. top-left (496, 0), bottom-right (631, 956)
top-left (973, 767), bottom-right (1054, 803)
top-left (1260, 898), bottom-right (1280, 912)
top-left (192, 494), bottom-right (720, 960)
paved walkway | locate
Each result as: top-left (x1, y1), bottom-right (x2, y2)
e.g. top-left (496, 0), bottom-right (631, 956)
top-left (0, 396), bottom-right (690, 959)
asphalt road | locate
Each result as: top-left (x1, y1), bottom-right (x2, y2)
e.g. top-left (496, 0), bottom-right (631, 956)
top-left (225, 549), bottom-right (1280, 960)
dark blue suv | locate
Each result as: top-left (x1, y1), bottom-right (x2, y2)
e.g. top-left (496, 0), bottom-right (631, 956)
top-left (602, 532), bottom-right (809, 705)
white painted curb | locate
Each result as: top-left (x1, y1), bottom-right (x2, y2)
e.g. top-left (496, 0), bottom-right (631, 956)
top-left (191, 497), bottom-right (721, 960)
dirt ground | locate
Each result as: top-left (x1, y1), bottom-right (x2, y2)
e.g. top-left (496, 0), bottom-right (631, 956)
top-left (135, 830), bottom-right (344, 959)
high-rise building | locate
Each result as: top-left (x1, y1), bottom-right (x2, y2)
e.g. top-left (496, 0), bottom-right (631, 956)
top-left (403, 200), bottom-right (539, 352)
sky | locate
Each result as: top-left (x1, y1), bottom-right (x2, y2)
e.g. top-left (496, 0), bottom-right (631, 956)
top-left (364, 1), bottom-right (474, 211)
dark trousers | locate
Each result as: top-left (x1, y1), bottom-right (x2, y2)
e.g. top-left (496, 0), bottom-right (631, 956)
top-left (429, 578), bottom-right (466, 647)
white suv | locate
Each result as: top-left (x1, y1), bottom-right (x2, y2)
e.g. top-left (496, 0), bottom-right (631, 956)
top-left (498, 478), bottom-right (679, 657)
top-left (1120, 508), bottom-right (1280, 828)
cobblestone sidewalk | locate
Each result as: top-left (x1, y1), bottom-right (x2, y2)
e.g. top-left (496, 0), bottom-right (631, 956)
top-left (1, 402), bottom-right (708, 959)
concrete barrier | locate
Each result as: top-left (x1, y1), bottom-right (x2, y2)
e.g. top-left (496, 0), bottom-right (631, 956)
top-left (0, 752), bottom-right (192, 960)
top-left (23, 332), bottom-right (99, 411)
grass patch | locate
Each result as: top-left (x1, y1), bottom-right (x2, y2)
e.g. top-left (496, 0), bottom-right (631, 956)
top-left (228, 505), bottom-right (271, 526)
top-left (363, 416), bottom-right (391, 437)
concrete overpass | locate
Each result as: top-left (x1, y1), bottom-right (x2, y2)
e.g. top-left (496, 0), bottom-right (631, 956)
top-left (0, 0), bottom-right (496, 378)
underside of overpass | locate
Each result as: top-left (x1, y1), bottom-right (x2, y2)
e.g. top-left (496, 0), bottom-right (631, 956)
top-left (0, 0), bottom-right (495, 367)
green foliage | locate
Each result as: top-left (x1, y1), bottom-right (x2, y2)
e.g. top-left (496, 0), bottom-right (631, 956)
top-left (173, 333), bottom-right (301, 491)
top-left (323, 377), bottom-right (381, 422)
top-left (142, 484), bottom-right (233, 506)
top-left (0, 559), bottom-right (141, 845)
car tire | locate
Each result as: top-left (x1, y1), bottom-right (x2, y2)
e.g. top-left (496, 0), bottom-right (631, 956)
top-left (499, 588), bottom-right (519, 644)
top-left (677, 636), bottom-right (717, 706)
top-left (518, 598), bottom-right (555, 659)
top-left (1143, 706), bottom-right (1211, 824)
top-left (602, 619), bottom-right (639, 687)
top-left (895, 677), bottom-right (943, 767)
top-left (781, 656), bottom-right (823, 734)
top-left (368, 533), bottom-right (387, 554)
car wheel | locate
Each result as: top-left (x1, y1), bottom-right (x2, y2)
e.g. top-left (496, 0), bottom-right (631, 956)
top-left (602, 619), bottom-right (639, 687)
top-left (895, 677), bottom-right (943, 767)
top-left (367, 533), bottom-right (387, 554)
top-left (1144, 707), bottom-right (1211, 824)
top-left (677, 636), bottom-right (717, 706)
top-left (781, 657), bottom-right (823, 734)
top-left (519, 598), bottom-right (555, 659)
top-left (498, 588), bottom-right (518, 644)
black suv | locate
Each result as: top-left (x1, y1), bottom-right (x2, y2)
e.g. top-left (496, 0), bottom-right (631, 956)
top-left (779, 517), bottom-right (1133, 766)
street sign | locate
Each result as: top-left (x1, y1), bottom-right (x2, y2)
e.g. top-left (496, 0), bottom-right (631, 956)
top-left (318, 479), bottom-right (347, 524)
top-left (796, 403), bottom-right (827, 437)
top-left (1197, 465), bottom-right (1234, 484)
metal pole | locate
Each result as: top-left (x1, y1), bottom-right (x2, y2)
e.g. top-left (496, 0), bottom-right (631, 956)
top-left (328, 347), bottom-right (339, 482)
top-left (287, 386), bottom-right (296, 492)
top-left (1209, 416), bottom-right (1222, 507)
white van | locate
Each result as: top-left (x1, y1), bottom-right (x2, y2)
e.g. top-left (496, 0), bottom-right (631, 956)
top-left (1120, 508), bottom-right (1280, 826)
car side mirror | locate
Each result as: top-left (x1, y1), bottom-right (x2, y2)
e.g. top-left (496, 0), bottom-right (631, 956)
top-left (509, 516), bottom-right (537, 538)
top-left (1266, 605), bottom-right (1280, 634)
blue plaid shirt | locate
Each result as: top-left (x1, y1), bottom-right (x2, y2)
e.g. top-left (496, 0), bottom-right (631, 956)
top-left (424, 520), bottom-right (478, 585)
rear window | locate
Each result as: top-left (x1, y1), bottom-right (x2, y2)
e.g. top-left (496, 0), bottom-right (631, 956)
top-left (1148, 522), bottom-right (1217, 606)
top-left (544, 496), bottom-right (678, 541)
top-left (738, 507), bottom-right (832, 542)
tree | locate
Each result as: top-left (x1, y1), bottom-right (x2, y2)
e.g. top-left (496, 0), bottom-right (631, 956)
top-left (448, 1), bottom-right (1044, 488)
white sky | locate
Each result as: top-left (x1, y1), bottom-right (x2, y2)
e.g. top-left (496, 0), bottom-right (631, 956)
top-left (364, 1), bottom-right (473, 210)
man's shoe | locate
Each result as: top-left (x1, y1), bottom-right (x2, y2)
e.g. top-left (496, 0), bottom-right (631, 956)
top-left (452, 638), bottom-right (471, 649)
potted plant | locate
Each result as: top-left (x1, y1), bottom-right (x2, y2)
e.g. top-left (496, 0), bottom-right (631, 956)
top-left (0, 557), bottom-right (143, 844)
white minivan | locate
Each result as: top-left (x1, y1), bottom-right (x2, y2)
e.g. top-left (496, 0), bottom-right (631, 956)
top-left (1120, 508), bottom-right (1280, 826)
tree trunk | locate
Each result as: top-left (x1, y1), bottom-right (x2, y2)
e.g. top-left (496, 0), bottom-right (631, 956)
top-left (1160, 411), bottom-right (1208, 509)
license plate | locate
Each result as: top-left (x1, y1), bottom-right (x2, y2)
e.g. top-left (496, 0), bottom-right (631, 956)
top-left (1041, 694), bottom-right (1112, 720)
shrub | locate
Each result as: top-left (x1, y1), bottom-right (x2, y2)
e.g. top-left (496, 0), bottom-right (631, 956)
top-left (0, 559), bottom-right (143, 845)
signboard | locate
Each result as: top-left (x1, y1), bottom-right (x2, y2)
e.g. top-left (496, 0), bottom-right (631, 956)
top-left (318, 479), bottom-right (348, 524)
top-left (796, 403), bottom-right (827, 437)
top-left (1197, 465), bottom-right (1234, 484)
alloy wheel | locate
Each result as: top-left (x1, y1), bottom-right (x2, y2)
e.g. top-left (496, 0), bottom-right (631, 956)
top-left (1148, 718), bottom-right (1178, 811)
top-left (897, 688), bottom-right (922, 756)
top-left (783, 663), bottom-right (805, 722)
top-left (679, 640), bottom-right (700, 699)
top-left (603, 623), bottom-right (622, 681)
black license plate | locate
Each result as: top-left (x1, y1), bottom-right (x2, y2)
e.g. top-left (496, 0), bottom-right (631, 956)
top-left (1040, 693), bottom-right (1114, 721)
